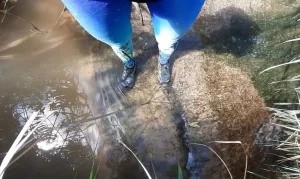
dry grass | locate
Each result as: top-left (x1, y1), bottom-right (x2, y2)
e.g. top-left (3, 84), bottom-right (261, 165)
top-left (263, 55), bottom-right (300, 178)
top-left (202, 59), bottom-right (269, 178)
top-left (204, 59), bottom-right (268, 144)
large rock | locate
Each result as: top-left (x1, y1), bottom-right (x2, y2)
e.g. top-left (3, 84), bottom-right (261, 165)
top-left (77, 4), bottom-right (270, 178)
top-left (74, 0), bottom-right (299, 178)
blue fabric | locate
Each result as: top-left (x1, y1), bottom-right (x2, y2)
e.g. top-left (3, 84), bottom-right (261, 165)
top-left (123, 58), bottom-right (135, 67)
top-left (62, 0), bottom-right (132, 46)
top-left (61, 0), bottom-right (205, 65)
top-left (159, 42), bottom-right (178, 64)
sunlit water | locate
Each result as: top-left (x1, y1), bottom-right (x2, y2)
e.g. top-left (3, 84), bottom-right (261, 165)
top-left (0, 0), bottom-right (121, 178)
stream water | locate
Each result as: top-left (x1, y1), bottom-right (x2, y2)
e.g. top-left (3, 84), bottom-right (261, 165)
top-left (0, 0), bottom-right (187, 178)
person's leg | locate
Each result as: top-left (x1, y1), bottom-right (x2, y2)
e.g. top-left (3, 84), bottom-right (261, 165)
top-left (147, 0), bottom-right (205, 84)
top-left (61, 0), bottom-right (136, 87)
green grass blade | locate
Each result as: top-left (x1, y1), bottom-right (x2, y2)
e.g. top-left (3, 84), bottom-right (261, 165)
top-left (89, 165), bottom-right (94, 179)
top-left (178, 163), bottom-right (183, 179)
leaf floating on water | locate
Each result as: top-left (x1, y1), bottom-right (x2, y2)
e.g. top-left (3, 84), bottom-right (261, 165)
top-left (189, 122), bottom-right (200, 128)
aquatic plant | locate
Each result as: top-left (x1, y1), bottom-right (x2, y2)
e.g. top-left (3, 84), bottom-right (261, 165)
top-left (0, 109), bottom-right (55, 179)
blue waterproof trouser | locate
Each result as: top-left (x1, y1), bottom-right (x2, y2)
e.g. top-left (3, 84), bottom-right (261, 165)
top-left (61, 0), bottom-right (205, 67)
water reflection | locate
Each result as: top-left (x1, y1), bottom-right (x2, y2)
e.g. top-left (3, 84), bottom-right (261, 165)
top-left (0, 1), bottom-right (185, 178)
top-left (0, 0), bottom-right (96, 178)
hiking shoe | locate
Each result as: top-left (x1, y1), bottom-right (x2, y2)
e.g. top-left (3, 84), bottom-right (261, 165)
top-left (158, 61), bottom-right (171, 85)
top-left (121, 63), bottom-right (136, 88)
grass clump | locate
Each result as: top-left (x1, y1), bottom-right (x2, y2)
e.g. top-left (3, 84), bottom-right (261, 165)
top-left (268, 89), bottom-right (300, 178)
top-left (263, 46), bottom-right (300, 178)
top-left (270, 106), bottom-right (300, 178)
top-left (198, 8), bottom-right (300, 105)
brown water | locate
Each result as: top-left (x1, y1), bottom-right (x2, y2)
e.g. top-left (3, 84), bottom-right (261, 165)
top-left (0, 1), bottom-right (96, 178)
top-left (0, 1), bottom-right (187, 178)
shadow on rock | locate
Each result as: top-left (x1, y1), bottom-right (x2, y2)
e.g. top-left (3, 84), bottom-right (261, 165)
top-left (132, 30), bottom-right (203, 84)
top-left (195, 7), bottom-right (260, 56)
top-left (132, 31), bottom-right (158, 75)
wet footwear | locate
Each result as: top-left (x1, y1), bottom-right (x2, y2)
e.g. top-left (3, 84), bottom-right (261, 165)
top-left (121, 63), bottom-right (136, 88)
top-left (158, 61), bottom-right (171, 85)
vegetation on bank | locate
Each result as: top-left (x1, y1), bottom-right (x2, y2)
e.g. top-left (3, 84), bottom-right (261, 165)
top-left (197, 6), bottom-right (300, 178)
top-left (198, 10), bottom-right (300, 105)
top-left (262, 42), bottom-right (300, 178)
